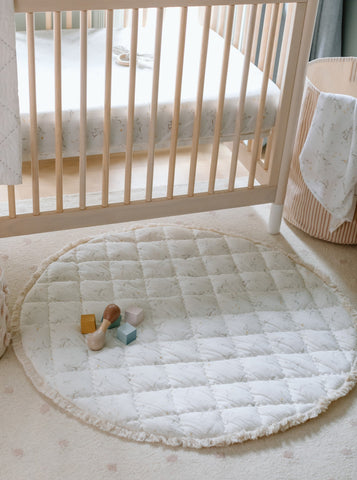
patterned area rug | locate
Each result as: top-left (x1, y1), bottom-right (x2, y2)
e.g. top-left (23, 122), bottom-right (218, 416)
top-left (11, 225), bottom-right (357, 448)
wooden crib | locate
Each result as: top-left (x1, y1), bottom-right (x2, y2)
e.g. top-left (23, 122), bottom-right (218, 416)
top-left (0, 0), bottom-right (318, 238)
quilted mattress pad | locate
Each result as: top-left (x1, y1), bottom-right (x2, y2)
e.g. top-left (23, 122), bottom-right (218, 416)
top-left (12, 226), bottom-right (357, 447)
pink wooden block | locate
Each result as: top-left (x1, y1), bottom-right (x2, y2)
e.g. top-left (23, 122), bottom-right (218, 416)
top-left (125, 306), bottom-right (144, 327)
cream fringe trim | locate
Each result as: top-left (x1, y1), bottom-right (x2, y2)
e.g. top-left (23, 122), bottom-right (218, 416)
top-left (10, 223), bottom-right (357, 449)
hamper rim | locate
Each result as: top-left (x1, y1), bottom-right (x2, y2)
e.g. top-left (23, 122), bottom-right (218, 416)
top-left (306, 56), bottom-right (357, 93)
top-left (308, 56), bottom-right (356, 66)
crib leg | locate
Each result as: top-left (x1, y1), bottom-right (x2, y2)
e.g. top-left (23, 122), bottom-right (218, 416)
top-left (268, 203), bottom-right (284, 234)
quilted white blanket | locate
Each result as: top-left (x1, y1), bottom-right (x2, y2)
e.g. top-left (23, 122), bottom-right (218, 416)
top-left (0, 0), bottom-right (22, 185)
top-left (12, 226), bottom-right (357, 448)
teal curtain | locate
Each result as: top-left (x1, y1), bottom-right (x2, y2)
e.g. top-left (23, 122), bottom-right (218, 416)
top-left (310, 0), bottom-right (343, 60)
top-left (343, 0), bottom-right (357, 56)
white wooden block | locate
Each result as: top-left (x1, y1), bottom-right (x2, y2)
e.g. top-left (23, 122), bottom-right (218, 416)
top-left (125, 306), bottom-right (144, 327)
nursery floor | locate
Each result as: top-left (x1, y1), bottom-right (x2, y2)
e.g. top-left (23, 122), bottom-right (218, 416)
top-left (0, 206), bottom-right (356, 479)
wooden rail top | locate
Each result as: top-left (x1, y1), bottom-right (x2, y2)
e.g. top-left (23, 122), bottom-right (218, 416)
top-left (15, 0), bottom-right (307, 13)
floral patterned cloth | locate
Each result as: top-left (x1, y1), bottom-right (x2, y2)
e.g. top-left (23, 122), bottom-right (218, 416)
top-left (16, 25), bottom-right (280, 161)
top-left (299, 92), bottom-right (357, 232)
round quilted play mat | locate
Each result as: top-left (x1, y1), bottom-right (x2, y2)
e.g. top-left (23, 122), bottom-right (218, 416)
top-left (11, 225), bottom-right (357, 448)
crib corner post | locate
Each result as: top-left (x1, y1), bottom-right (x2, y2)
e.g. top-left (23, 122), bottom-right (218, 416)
top-left (268, 203), bottom-right (284, 234)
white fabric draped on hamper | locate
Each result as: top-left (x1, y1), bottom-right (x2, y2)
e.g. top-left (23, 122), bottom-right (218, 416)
top-left (0, 0), bottom-right (22, 185)
top-left (283, 57), bottom-right (357, 245)
top-left (300, 92), bottom-right (357, 232)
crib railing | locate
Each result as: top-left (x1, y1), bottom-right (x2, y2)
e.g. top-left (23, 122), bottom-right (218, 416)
top-left (15, 9), bottom-right (148, 30)
top-left (42, 9), bottom-right (149, 30)
top-left (1, 0), bottom-right (319, 237)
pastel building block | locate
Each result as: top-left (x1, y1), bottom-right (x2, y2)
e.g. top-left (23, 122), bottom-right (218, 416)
top-left (125, 306), bottom-right (144, 327)
top-left (81, 314), bottom-right (96, 334)
top-left (101, 314), bottom-right (122, 329)
top-left (117, 322), bottom-right (137, 345)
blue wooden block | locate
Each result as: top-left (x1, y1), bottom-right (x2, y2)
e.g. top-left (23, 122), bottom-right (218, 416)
top-left (101, 314), bottom-right (122, 329)
top-left (117, 322), bottom-right (136, 345)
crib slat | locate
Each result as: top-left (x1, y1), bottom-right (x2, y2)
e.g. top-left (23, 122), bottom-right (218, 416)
top-left (241, 5), bottom-right (250, 54)
top-left (26, 13), bottom-right (40, 216)
top-left (188, 6), bottom-right (211, 197)
top-left (229, 4), bottom-right (257, 191)
top-left (233, 5), bottom-right (244, 49)
top-left (123, 9), bottom-right (129, 28)
top-left (142, 8), bottom-right (148, 27)
top-left (87, 10), bottom-right (92, 28)
top-left (146, 8), bottom-right (164, 202)
top-left (79, 11), bottom-right (88, 210)
top-left (270, 3), bottom-right (283, 79)
top-left (167, 7), bottom-right (187, 200)
top-left (210, 6), bottom-right (219, 31)
top-left (218, 6), bottom-right (227, 37)
top-left (251, 4), bottom-right (262, 63)
top-left (7, 186), bottom-right (16, 219)
top-left (276, 3), bottom-right (294, 87)
top-left (258, 4), bottom-right (273, 70)
top-left (45, 12), bottom-right (52, 30)
top-left (102, 9), bottom-right (113, 207)
top-left (66, 11), bottom-right (72, 29)
top-left (54, 11), bottom-right (63, 213)
top-left (208, 4), bottom-right (234, 194)
top-left (124, 9), bottom-right (139, 205)
top-left (263, 129), bottom-right (274, 170)
top-left (248, 3), bottom-right (279, 188)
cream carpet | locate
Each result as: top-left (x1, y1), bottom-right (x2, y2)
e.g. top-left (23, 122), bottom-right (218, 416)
top-left (1, 205), bottom-right (356, 479)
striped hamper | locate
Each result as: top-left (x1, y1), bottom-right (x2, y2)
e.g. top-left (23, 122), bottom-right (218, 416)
top-left (283, 57), bottom-right (357, 244)
top-left (0, 266), bottom-right (10, 358)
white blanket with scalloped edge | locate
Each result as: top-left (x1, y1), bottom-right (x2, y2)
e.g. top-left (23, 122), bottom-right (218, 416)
top-left (14, 225), bottom-right (357, 448)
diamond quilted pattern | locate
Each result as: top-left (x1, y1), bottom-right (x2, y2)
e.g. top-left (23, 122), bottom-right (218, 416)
top-left (213, 383), bottom-right (254, 408)
top-left (47, 262), bottom-right (79, 282)
top-left (142, 259), bottom-right (174, 278)
top-left (221, 407), bottom-right (262, 433)
top-left (110, 260), bottom-right (143, 280)
top-left (92, 368), bottom-right (132, 396)
top-left (15, 225), bottom-right (357, 448)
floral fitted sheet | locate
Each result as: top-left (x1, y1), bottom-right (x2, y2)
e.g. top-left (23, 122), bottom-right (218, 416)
top-left (16, 22), bottom-right (280, 161)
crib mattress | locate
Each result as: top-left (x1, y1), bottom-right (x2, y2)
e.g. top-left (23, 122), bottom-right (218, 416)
top-left (16, 22), bottom-right (281, 161)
